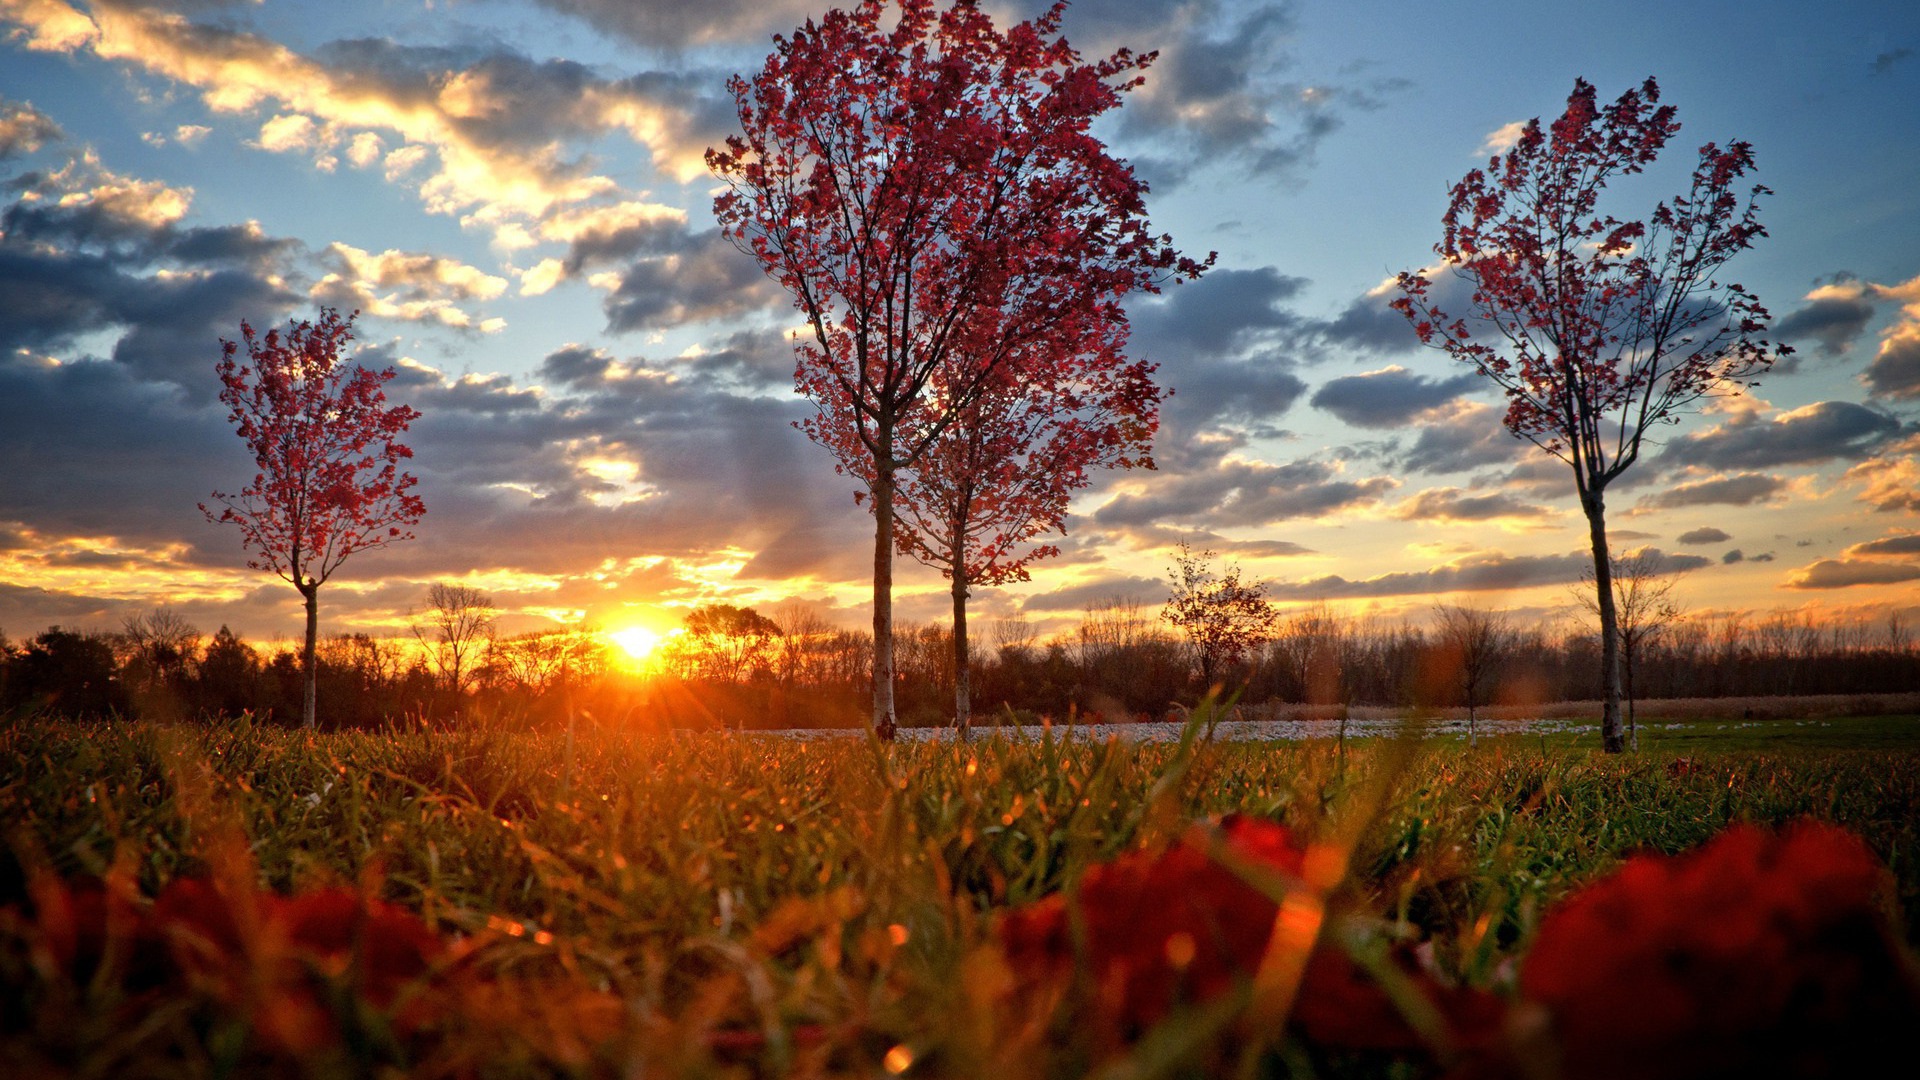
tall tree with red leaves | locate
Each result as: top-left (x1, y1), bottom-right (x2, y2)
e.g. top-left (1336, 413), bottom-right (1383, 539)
top-left (202, 308), bottom-right (424, 730)
top-left (709, 0), bottom-right (1207, 739)
top-left (1392, 78), bottom-right (1788, 753)
top-left (893, 354), bottom-right (1162, 735)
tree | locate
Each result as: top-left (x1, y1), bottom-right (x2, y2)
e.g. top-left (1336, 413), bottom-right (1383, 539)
top-left (202, 307), bottom-right (425, 730)
top-left (195, 625), bottom-right (262, 718)
top-left (709, 0), bottom-right (1206, 739)
top-left (411, 582), bottom-right (496, 696)
top-left (120, 606), bottom-right (201, 704)
top-left (1433, 603), bottom-right (1513, 747)
top-left (1393, 78), bottom-right (1788, 753)
top-left (1576, 549), bottom-right (1687, 750)
top-left (1161, 543), bottom-right (1279, 688)
top-left (670, 604), bottom-right (782, 685)
top-left (892, 356), bottom-right (1161, 735)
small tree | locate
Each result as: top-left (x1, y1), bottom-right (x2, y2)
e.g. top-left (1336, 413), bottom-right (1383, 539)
top-left (120, 606), bottom-right (201, 686)
top-left (1162, 543), bottom-right (1279, 689)
top-left (202, 307), bottom-right (424, 730)
top-left (710, 0), bottom-right (1206, 738)
top-left (893, 358), bottom-right (1161, 736)
top-left (1433, 603), bottom-right (1513, 747)
top-left (1393, 78), bottom-right (1788, 753)
top-left (411, 582), bottom-right (497, 696)
top-left (1576, 549), bottom-right (1688, 750)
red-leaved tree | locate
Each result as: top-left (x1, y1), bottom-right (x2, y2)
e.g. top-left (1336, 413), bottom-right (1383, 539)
top-left (202, 308), bottom-right (424, 730)
top-left (893, 355), bottom-right (1161, 734)
top-left (1392, 78), bottom-right (1789, 753)
top-left (709, 0), bottom-right (1206, 739)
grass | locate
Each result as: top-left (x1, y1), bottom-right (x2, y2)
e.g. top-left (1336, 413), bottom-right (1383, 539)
top-left (4, 711), bottom-right (1919, 1077)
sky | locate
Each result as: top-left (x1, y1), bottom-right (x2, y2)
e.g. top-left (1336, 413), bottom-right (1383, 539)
top-left (1, 0), bottom-right (1917, 654)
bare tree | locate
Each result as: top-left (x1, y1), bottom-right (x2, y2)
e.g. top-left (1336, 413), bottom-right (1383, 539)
top-left (411, 583), bottom-right (497, 696)
top-left (1576, 549), bottom-right (1688, 749)
top-left (1271, 602), bottom-right (1347, 707)
top-left (120, 606), bottom-right (201, 717)
top-left (1433, 604), bottom-right (1514, 747)
top-left (989, 615), bottom-right (1038, 663)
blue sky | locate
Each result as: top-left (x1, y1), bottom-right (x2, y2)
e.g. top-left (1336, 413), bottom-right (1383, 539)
top-left (2, 0), bottom-right (1917, 650)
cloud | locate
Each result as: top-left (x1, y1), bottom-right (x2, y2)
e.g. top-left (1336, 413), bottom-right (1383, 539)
top-left (1018, 573), bottom-right (1169, 614)
top-left (1478, 120), bottom-right (1526, 155)
top-left (1088, 1), bottom-right (1408, 190)
top-left (1655, 400), bottom-right (1906, 471)
top-left (600, 228), bottom-right (783, 333)
top-left (1844, 532), bottom-right (1920, 559)
top-left (1864, 321), bottom-right (1920, 400)
top-left (0, 155), bottom-right (301, 389)
top-left (525, 0), bottom-right (817, 49)
top-left (0, 0), bottom-right (728, 247)
top-left (1782, 559), bottom-right (1920, 590)
top-left (1389, 401), bottom-right (1533, 477)
top-left (1720, 549), bottom-right (1774, 565)
top-left (1265, 549), bottom-right (1591, 601)
top-left (0, 96), bottom-right (61, 158)
top-left (311, 243), bottom-right (509, 330)
top-left (1389, 487), bottom-right (1553, 523)
top-left (1772, 278), bottom-right (1876, 358)
top-left (1676, 527), bottom-right (1732, 545)
top-left (1636, 472), bottom-right (1786, 510)
top-left (1309, 364), bottom-right (1479, 428)
top-left (1266, 547), bottom-right (1710, 602)
top-left (1088, 523), bottom-right (1316, 560)
top-left (1842, 433), bottom-right (1920, 513)
top-left (1093, 456), bottom-right (1395, 531)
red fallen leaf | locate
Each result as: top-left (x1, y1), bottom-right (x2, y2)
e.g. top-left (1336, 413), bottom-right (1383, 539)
top-left (1519, 820), bottom-right (1920, 1080)
top-left (1291, 944), bottom-right (1505, 1061)
top-left (1001, 815), bottom-right (1507, 1065)
top-left (20, 874), bottom-right (170, 991)
top-left (277, 887), bottom-right (447, 1010)
top-left (1000, 815), bottom-right (1302, 1035)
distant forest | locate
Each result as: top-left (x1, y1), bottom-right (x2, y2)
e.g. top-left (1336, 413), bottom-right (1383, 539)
top-left (4, 600), bottom-right (1915, 731)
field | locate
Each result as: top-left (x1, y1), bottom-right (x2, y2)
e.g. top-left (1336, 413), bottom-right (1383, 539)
top-left (4, 712), bottom-right (1919, 1077)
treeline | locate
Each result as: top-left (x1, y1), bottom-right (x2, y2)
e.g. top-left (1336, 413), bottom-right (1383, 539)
top-left (4, 601), bottom-right (1914, 730)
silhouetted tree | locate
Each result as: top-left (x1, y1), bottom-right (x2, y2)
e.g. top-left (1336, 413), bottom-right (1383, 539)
top-left (1434, 603), bottom-right (1514, 747)
top-left (411, 583), bottom-right (496, 696)
top-left (195, 624), bottom-right (262, 718)
top-left (4, 628), bottom-right (125, 719)
top-left (667, 604), bottom-right (782, 685)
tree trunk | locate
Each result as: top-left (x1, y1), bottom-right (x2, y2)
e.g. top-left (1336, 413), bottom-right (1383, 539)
top-left (951, 568), bottom-right (971, 739)
top-left (871, 461), bottom-right (898, 741)
top-left (299, 580), bottom-right (319, 731)
top-left (1582, 490), bottom-right (1627, 753)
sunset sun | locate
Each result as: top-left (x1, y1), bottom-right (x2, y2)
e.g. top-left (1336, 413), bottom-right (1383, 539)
top-left (607, 626), bottom-right (666, 666)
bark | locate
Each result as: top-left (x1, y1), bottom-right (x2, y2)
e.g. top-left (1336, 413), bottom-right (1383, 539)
top-left (871, 461), bottom-right (898, 741)
top-left (951, 568), bottom-right (972, 739)
top-left (1582, 490), bottom-right (1627, 753)
top-left (299, 579), bottom-right (319, 731)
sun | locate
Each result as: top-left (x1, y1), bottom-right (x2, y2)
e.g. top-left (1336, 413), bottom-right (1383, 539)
top-left (607, 626), bottom-right (665, 666)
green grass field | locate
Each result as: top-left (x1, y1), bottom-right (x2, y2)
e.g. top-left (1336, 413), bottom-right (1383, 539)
top-left (4, 713), bottom-right (1918, 1077)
